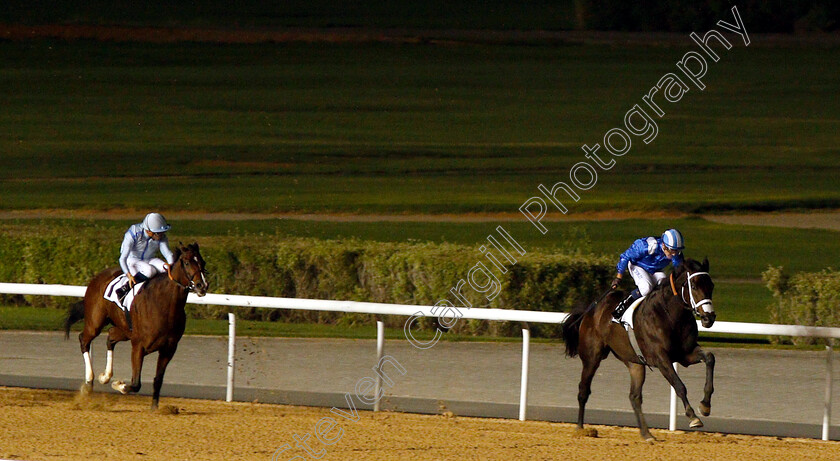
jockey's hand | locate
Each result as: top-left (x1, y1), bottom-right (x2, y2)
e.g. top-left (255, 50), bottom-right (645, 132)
top-left (610, 277), bottom-right (622, 290)
top-left (127, 273), bottom-right (136, 286)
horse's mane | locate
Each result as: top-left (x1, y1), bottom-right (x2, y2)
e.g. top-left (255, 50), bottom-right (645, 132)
top-left (170, 242), bottom-right (201, 263)
top-left (645, 258), bottom-right (703, 305)
top-left (647, 278), bottom-right (672, 305)
top-left (681, 258), bottom-right (704, 272)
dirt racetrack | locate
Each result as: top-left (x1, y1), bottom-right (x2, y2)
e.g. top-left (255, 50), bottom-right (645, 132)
top-left (1, 387), bottom-right (839, 461)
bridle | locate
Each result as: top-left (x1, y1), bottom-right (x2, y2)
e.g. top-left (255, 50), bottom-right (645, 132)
top-left (166, 254), bottom-right (207, 293)
top-left (670, 270), bottom-right (714, 316)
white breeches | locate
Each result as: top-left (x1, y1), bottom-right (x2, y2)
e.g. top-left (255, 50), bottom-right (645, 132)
top-left (628, 262), bottom-right (667, 296)
top-left (126, 257), bottom-right (167, 279)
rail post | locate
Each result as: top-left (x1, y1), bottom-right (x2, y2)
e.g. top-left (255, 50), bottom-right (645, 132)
top-left (669, 362), bottom-right (678, 431)
top-left (226, 313), bottom-right (235, 402)
top-left (519, 323), bottom-right (530, 421)
top-left (823, 338), bottom-right (834, 441)
top-left (374, 320), bottom-right (385, 412)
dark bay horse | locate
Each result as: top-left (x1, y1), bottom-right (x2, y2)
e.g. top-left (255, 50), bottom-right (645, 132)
top-left (561, 258), bottom-right (716, 441)
top-left (64, 243), bottom-right (208, 409)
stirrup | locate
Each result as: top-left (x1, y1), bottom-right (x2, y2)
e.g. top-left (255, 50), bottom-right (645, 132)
top-left (612, 305), bottom-right (627, 320)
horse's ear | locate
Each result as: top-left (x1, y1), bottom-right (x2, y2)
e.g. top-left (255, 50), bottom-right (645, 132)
top-left (702, 257), bottom-right (709, 271)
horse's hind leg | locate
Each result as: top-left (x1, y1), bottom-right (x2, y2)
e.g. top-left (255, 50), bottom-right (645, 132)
top-left (98, 328), bottom-right (129, 385)
top-left (78, 303), bottom-right (108, 392)
top-left (682, 347), bottom-right (715, 416)
top-left (627, 362), bottom-right (654, 441)
top-left (657, 362), bottom-right (702, 428)
top-left (151, 346), bottom-right (177, 410)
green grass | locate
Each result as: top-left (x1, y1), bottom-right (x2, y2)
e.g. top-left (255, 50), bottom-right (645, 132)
top-left (1, 41), bottom-right (839, 214)
top-left (0, 305), bottom-right (68, 331)
top-left (713, 281), bottom-right (772, 324)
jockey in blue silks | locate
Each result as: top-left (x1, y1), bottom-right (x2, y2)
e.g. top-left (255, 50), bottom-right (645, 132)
top-left (611, 228), bottom-right (685, 320)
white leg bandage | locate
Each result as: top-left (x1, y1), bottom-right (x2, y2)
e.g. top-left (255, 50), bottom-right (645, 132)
top-left (83, 351), bottom-right (94, 384)
top-left (98, 350), bottom-right (114, 384)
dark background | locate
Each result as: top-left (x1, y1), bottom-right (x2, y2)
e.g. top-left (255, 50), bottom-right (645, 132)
top-left (0, 1), bottom-right (837, 33)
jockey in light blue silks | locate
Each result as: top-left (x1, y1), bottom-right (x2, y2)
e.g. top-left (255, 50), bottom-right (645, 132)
top-left (115, 212), bottom-right (175, 300)
top-left (611, 228), bottom-right (685, 320)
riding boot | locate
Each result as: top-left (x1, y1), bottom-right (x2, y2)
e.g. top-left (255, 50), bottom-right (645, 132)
top-left (612, 289), bottom-right (642, 320)
top-left (124, 309), bottom-right (133, 332)
top-left (115, 283), bottom-right (131, 302)
top-left (117, 273), bottom-right (148, 303)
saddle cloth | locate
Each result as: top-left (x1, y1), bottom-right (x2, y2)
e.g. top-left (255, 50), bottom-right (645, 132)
top-left (104, 275), bottom-right (146, 311)
top-left (611, 296), bottom-right (648, 365)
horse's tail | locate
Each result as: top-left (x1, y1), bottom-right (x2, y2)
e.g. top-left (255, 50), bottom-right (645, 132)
top-left (63, 301), bottom-right (85, 340)
top-left (561, 302), bottom-right (591, 358)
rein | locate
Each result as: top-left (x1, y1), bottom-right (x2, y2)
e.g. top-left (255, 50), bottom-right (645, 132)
top-left (565, 285), bottom-right (615, 329)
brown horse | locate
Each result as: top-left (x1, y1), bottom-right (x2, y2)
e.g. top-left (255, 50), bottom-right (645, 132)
top-left (63, 242), bottom-right (208, 410)
top-left (561, 258), bottom-right (716, 441)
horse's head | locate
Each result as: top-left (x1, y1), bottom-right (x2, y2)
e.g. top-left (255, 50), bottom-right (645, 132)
top-left (674, 257), bottom-right (715, 328)
top-left (172, 242), bottom-right (209, 297)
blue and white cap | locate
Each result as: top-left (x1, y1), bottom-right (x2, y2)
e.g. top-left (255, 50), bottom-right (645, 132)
top-left (143, 212), bottom-right (171, 233)
top-left (661, 228), bottom-right (684, 251)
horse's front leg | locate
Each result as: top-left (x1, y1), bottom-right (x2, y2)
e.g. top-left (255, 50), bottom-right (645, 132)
top-left (682, 347), bottom-right (715, 416)
top-left (657, 361), bottom-right (702, 428)
top-left (151, 346), bottom-right (177, 411)
top-left (112, 343), bottom-right (145, 395)
top-left (627, 362), bottom-right (654, 441)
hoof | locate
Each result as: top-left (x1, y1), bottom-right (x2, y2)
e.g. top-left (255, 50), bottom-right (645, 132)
top-left (643, 434), bottom-right (656, 443)
top-left (97, 373), bottom-right (112, 385)
top-left (700, 403), bottom-right (711, 417)
top-left (80, 382), bottom-right (93, 396)
top-left (111, 380), bottom-right (129, 395)
top-left (690, 417), bottom-right (704, 428)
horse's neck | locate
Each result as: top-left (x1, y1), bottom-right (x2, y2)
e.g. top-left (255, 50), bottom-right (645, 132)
top-left (166, 259), bottom-right (190, 300)
top-left (649, 285), bottom-right (684, 323)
